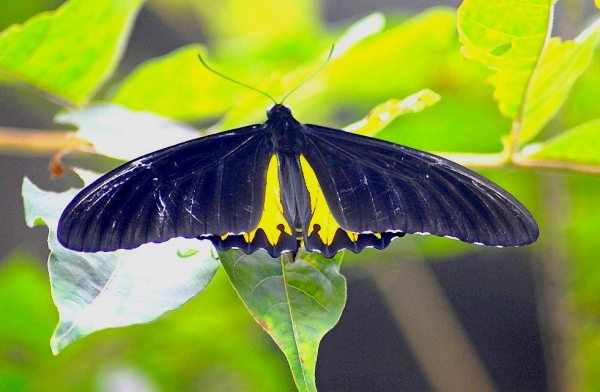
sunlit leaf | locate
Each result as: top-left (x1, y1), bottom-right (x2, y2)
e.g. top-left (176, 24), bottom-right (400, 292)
top-left (331, 12), bottom-right (386, 58)
top-left (47, 235), bottom-right (219, 355)
top-left (524, 119), bottom-right (600, 166)
top-left (190, 0), bottom-right (321, 59)
top-left (0, 253), bottom-right (58, 391)
top-left (0, 0), bottom-right (59, 32)
top-left (220, 251), bottom-right (346, 392)
top-left (458, 2), bottom-right (600, 144)
top-left (211, 9), bottom-right (387, 132)
top-left (565, 177), bottom-right (600, 390)
top-left (110, 45), bottom-right (243, 121)
top-left (562, 46), bottom-right (600, 129)
top-left (22, 178), bottom-right (220, 354)
top-left (0, 0), bottom-right (144, 107)
top-left (518, 17), bottom-right (600, 142)
top-left (343, 89), bottom-right (440, 136)
top-left (324, 8), bottom-right (459, 102)
top-left (0, 254), bottom-right (57, 352)
top-left (56, 104), bottom-right (199, 161)
top-left (311, 8), bottom-right (513, 154)
top-left (23, 178), bottom-right (80, 229)
top-left (216, 11), bottom-right (394, 130)
top-left (457, 0), bottom-right (551, 121)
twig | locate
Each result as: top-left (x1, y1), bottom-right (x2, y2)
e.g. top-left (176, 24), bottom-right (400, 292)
top-left (513, 157), bottom-right (600, 175)
top-left (0, 127), bottom-right (89, 156)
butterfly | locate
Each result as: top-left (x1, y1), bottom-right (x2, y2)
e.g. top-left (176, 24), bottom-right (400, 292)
top-left (57, 102), bottom-right (539, 259)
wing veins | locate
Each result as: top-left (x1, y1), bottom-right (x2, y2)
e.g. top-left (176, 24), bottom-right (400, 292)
top-left (303, 136), bottom-right (355, 228)
top-left (352, 157), bottom-right (379, 230)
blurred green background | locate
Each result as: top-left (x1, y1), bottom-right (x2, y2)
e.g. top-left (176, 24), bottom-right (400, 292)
top-left (1, 0), bottom-right (600, 391)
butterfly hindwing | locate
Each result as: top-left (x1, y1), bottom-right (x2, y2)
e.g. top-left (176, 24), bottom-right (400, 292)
top-left (300, 124), bottom-right (539, 248)
top-left (295, 154), bottom-right (403, 257)
top-left (58, 125), bottom-right (276, 252)
top-left (208, 154), bottom-right (297, 257)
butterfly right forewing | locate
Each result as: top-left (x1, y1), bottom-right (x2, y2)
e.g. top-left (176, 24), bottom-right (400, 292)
top-left (301, 124), bottom-right (538, 247)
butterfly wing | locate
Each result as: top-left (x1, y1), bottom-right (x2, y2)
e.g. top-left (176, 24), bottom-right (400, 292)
top-left (58, 125), bottom-right (274, 252)
top-left (300, 124), bottom-right (539, 252)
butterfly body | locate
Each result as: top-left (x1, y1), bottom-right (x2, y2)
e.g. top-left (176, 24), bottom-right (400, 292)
top-left (58, 104), bottom-right (538, 258)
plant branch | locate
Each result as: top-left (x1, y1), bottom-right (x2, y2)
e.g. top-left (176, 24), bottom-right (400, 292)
top-left (0, 126), bottom-right (89, 156)
top-left (435, 152), bottom-right (509, 168)
top-left (2, 126), bottom-right (600, 175)
top-left (439, 150), bottom-right (600, 175)
top-left (513, 157), bottom-right (600, 175)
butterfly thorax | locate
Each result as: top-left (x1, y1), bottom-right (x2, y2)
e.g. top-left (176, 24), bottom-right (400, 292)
top-left (266, 104), bottom-right (305, 154)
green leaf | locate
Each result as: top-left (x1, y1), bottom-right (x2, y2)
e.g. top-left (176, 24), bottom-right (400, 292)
top-left (525, 119), bottom-right (600, 166)
top-left (110, 13), bottom-right (382, 126)
top-left (215, 12), bottom-right (387, 131)
top-left (56, 104), bottom-right (199, 161)
top-left (565, 177), bottom-right (600, 390)
top-left (110, 45), bottom-right (240, 121)
top-left (22, 178), bottom-right (220, 354)
top-left (457, 0), bottom-right (551, 121)
top-left (0, 253), bottom-right (58, 391)
top-left (220, 251), bottom-right (346, 392)
top-left (458, 2), bottom-right (600, 144)
top-left (562, 46), bottom-right (600, 130)
top-left (0, 0), bottom-right (144, 107)
top-left (0, 0), bottom-right (61, 32)
top-left (518, 18), bottom-right (600, 142)
top-left (0, 252), bottom-right (294, 391)
top-left (190, 0), bottom-right (321, 60)
top-left (325, 8), bottom-right (460, 104)
top-left (343, 89), bottom-right (440, 136)
top-left (331, 12), bottom-right (386, 57)
top-left (0, 253), bottom-right (57, 353)
top-left (313, 8), bottom-right (512, 154)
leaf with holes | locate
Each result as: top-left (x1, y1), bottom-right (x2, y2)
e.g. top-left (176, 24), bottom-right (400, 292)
top-left (458, 1), bottom-right (600, 143)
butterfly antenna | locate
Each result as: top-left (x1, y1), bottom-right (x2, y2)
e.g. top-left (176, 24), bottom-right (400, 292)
top-left (197, 53), bottom-right (277, 105)
top-left (280, 45), bottom-right (335, 105)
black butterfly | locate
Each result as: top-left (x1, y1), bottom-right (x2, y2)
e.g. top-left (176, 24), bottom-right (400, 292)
top-left (57, 103), bottom-right (539, 259)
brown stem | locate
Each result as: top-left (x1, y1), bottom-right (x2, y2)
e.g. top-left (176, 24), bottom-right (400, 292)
top-left (514, 157), bottom-right (600, 175)
top-left (0, 127), bottom-right (90, 156)
top-left (434, 152), bottom-right (508, 168)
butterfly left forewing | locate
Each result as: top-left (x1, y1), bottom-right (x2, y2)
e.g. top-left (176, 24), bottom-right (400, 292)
top-left (300, 124), bottom-right (538, 249)
top-left (296, 153), bottom-right (404, 257)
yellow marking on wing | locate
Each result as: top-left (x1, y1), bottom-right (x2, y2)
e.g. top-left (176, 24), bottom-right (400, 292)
top-left (347, 231), bottom-right (382, 241)
top-left (346, 231), bottom-right (359, 242)
top-left (299, 155), bottom-right (352, 245)
top-left (243, 155), bottom-right (292, 245)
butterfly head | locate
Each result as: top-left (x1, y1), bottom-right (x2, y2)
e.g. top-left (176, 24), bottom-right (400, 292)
top-left (266, 104), bottom-right (297, 131)
top-left (267, 103), bottom-right (291, 118)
